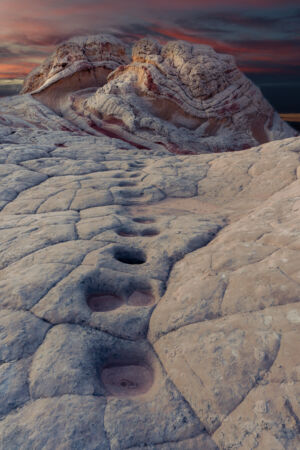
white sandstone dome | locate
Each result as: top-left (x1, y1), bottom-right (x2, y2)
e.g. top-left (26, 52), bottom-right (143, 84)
top-left (21, 34), bottom-right (130, 95)
top-left (21, 35), bottom-right (297, 153)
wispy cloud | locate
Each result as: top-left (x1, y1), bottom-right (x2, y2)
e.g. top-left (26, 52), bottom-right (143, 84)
top-left (0, 0), bottom-right (299, 81)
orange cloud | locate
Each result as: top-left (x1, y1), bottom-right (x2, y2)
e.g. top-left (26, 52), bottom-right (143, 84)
top-left (150, 26), bottom-right (235, 53)
top-left (0, 62), bottom-right (39, 79)
top-left (150, 25), bottom-right (300, 74)
top-left (0, 1), bottom-right (298, 81)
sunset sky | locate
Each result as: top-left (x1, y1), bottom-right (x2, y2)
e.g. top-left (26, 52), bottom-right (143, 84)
top-left (0, 0), bottom-right (299, 112)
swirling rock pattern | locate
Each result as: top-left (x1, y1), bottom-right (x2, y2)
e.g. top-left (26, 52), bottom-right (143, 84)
top-left (22, 35), bottom-right (296, 154)
top-left (0, 34), bottom-right (299, 449)
top-left (21, 34), bottom-right (130, 95)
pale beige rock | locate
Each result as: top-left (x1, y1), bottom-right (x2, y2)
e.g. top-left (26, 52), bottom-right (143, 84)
top-left (0, 310), bottom-right (50, 363)
top-left (0, 358), bottom-right (31, 417)
top-left (0, 395), bottom-right (108, 449)
top-left (213, 381), bottom-right (300, 449)
top-left (21, 34), bottom-right (129, 95)
top-left (29, 322), bottom-right (204, 449)
top-left (0, 36), bottom-right (299, 448)
top-left (153, 314), bottom-right (281, 432)
top-left (129, 434), bottom-right (218, 449)
top-left (105, 377), bottom-right (204, 450)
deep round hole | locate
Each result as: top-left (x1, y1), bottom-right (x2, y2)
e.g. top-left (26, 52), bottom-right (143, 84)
top-left (101, 364), bottom-right (153, 397)
top-left (114, 248), bottom-right (146, 265)
top-left (129, 163), bottom-right (142, 169)
top-left (116, 227), bottom-right (159, 238)
top-left (133, 217), bottom-right (156, 224)
top-left (116, 228), bottom-right (139, 237)
top-left (87, 293), bottom-right (123, 312)
top-left (127, 290), bottom-right (155, 306)
top-left (141, 228), bottom-right (159, 237)
top-left (129, 173), bottom-right (140, 178)
top-left (118, 181), bottom-right (137, 187)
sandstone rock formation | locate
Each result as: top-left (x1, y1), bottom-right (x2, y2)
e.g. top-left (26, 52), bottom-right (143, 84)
top-left (21, 35), bottom-right (297, 153)
top-left (0, 34), bottom-right (299, 449)
top-left (21, 35), bottom-right (130, 96)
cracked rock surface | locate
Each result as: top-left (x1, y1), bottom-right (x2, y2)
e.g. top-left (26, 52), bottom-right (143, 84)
top-left (0, 34), bottom-right (300, 450)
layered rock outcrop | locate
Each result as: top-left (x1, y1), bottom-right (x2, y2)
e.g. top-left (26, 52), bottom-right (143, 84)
top-left (21, 35), bottom-right (130, 95)
top-left (22, 35), bottom-right (297, 153)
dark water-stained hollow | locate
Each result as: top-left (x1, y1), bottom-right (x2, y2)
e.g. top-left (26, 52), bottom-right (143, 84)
top-left (116, 228), bottom-right (139, 237)
top-left (116, 226), bottom-right (159, 238)
top-left (114, 248), bottom-right (146, 265)
top-left (140, 228), bottom-right (159, 237)
top-left (132, 217), bottom-right (156, 224)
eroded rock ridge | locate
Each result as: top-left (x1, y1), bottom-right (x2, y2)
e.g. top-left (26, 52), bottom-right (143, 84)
top-left (21, 34), bottom-right (297, 153)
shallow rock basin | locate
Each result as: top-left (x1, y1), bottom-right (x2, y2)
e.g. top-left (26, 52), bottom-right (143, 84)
top-left (101, 364), bottom-right (154, 397)
top-left (87, 294), bottom-right (123, 312)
